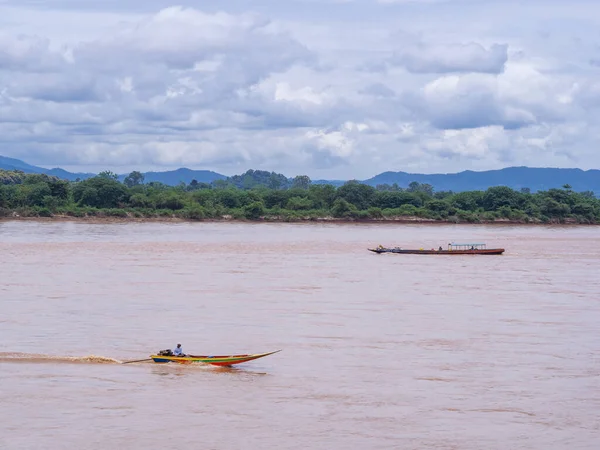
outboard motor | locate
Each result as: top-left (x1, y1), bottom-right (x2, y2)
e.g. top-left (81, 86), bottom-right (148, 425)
top-left (157, 349), bottom-right (173, 356)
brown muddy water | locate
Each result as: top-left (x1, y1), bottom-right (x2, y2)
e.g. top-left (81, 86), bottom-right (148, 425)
top-left (1, 221), bottom-right (599, 449)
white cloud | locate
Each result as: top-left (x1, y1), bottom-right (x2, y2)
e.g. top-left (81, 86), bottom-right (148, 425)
top-left (274, 82), bottom-right (325, 105)
top-left (0, 0), bottom-right (600, 178)
top-left (0, 33), bottom-right (68, 71)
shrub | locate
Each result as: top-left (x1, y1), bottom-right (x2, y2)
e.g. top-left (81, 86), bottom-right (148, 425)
top-left (182, 206), bottom-right (206, 220)
top-left (105, 209), bottom-right (128, 217)
top-left (243, 201), bottom-right (265, 220)
top-left (367, 207), bottom-right (383, 219)
top-left (33, 207), bottom-right (53, 217)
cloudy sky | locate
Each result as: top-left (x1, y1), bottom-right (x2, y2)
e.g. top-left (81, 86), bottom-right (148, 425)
top-left (1, 0), bottom-right (600, 178)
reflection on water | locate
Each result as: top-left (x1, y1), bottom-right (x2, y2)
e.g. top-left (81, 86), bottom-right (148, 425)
top-left (148, 364), bottom-right (269, 380)
top-left (1, 221), bottom-right (599, 450)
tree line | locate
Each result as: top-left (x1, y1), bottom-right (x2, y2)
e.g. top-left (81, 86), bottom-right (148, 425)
top-left (1, 168), bottom-right (599, 223)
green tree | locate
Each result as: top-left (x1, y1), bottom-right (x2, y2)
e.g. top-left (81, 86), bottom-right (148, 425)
top-left (286, 197), bottom-right (313, 210)
top-left (580, 191), bottom-right (595, 199)
top-left (336, 181), bottom-right (376, 210)
top-left (425, 199), bottom-right (450, 213)
top-left (23, 173), bottom-right (52, 185)
top-left (482, 186), bottom-right (519, 210)
top-left (433, 191), bottom-right (453, 200)
top-left (407, 181), bottom-right (434, 196)
top-left (129, 193), bottom-right (153, 208)
top-left (215, 189), bottom-right (241, 208)
top-left (243, 201), bottom-right (265, 219)
top-left (124, 171), bottom-right (145, 188)
top-left (191, 190), bottom-right (214, 206)
top-left (375, 191), bottom-right (423, 209)
top-left (187, 179), bottom-right (211, 191)
top-left (571, 203), bottom-right (595, 217)
top-left (540, 198), bottom-right (571, 217)
top-left (292, 175), bottom-right (311, 190)
top-left (543, 188), bottom-right (574, 206)
top-left (268, 173), bottom-right (289, 190)
top-left (23, 183), bottom-right (52, 207)
top-left (183, 205), bottom-right (206, 220)
top-left (308, 184), bottom-right (336, 209)
top-left (331, 198), bottom-right (358, 218)
top-left (367, 207), bottom-right (383, 218)
top-left (73, 176), bottom-right (129, 208)
top-left (43, 195), bottom-right (61, 211)
top-left (212, 179), bottom-right (230, 189)
top-left (449, 191), bottom-right (484, 211)
top-left (0, 185), bottom-right (8, 208)
top-left (0, 170), bottom-right (27, 185)
top-left (48, 179), bottom-right (70, 200)
top-left (263, 190), bottom-right (288, 208)
top-left (98, 171), bottom-right (119, 181)
top-left (155, 193), bottom-right (185, 210)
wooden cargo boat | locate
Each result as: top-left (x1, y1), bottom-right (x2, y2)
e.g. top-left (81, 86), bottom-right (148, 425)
top-left (368, 243), bottom-right (504, 255)
top-left (150, 350), bottom-right (281, 366)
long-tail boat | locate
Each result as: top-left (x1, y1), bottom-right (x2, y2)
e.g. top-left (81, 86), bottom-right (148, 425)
top-left (368, 242), bottom-right (504, 255)
top-left (150, 350), bottom-right (281, 366)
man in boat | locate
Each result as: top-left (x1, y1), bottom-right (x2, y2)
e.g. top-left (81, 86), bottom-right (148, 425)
top-left (173, 343), bottom-right (186, 357)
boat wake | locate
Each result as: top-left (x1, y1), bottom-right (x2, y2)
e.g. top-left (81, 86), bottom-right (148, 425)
top-left (0, 352), bottom-right (122, 364)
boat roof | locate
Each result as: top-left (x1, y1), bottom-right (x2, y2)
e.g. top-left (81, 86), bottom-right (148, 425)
top-left (450, 242), bottom-right (486, 246)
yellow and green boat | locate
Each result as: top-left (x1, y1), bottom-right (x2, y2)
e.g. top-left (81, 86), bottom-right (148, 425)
top-left (150, 350), bottom-right (281, 366)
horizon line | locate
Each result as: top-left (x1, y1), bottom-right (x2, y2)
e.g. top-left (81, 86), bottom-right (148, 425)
top-left (1, 155), bottom-right (598, 180)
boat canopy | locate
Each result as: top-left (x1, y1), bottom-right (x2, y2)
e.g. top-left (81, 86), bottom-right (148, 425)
top-left (448, 242), bottom-right (487, 249)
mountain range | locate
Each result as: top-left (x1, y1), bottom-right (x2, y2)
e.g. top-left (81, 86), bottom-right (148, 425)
top-left (0, 155), bottom-right (226, 185)
top-left (1, 155), bottom-right (599, 193)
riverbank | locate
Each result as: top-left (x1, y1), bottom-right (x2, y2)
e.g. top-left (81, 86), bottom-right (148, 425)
top-left (3, 171), bottom-right (599, 226)
top-left (1, 212), bottom-right (596, 225)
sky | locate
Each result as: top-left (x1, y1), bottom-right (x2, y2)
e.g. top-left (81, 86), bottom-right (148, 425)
top-left (1, 0), bottom-right (600, 178)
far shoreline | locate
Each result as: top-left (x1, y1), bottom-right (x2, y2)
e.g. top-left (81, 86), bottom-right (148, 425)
top-left (0, 214), bottom-right (597, 226)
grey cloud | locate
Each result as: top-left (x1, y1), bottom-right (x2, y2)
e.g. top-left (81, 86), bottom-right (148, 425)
top-left (5, 73), bottom-right (106, 103)
top-left (73, 7), bottom-right (312, 73)
top-left (359, 83), bottom-right (397, 98)
top-left (308, 148), bottom-right (350, 170)
top-left (392, 42), bottom-right (508, 74)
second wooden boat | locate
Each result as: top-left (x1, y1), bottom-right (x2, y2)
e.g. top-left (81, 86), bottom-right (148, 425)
top-left (369, 243), bottom-right (504, 255)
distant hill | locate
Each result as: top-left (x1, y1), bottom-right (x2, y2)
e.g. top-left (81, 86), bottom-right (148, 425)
top-left (0, 155), bottom-right (50, 174)
top-left (363, 167), bottom-right (600, 193)
top-left (129, 168), bottom-right (226, 185)
top-left (313, 179), bottom-right (346, 187)
top-left (1, 155), bottom-right (598, 193)
top-left (0, 156), bottom-right (96, 181)
top-left (44, 168), bottom-right (97, 181)
top-left (0, 156), bottom-right (225, 184)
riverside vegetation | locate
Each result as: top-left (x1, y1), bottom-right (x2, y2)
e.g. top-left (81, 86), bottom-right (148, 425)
top-left (1, 169), bottom-right (599, 224)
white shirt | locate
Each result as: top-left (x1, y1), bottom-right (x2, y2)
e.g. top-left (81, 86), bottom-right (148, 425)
top-left (173, 347), bottom-right (183, 355)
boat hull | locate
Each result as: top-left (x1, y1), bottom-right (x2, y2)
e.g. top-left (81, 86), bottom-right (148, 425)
top-left (369, 248), bottom-right (504, 255)
top-left (150, 350), bottom-right (281, 366)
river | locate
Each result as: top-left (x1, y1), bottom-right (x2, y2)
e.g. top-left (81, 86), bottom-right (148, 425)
top-left (1, 221), bottom-right (599, 449)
